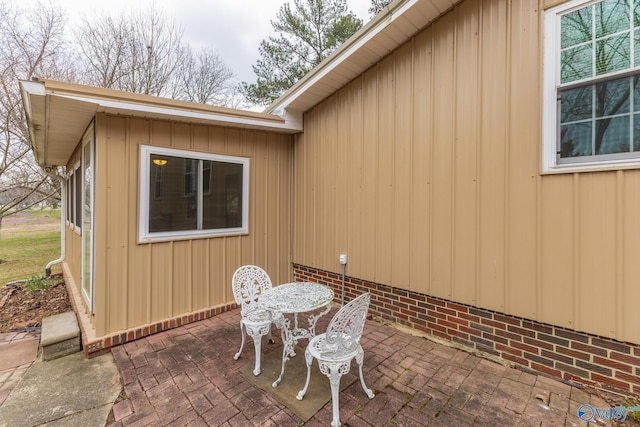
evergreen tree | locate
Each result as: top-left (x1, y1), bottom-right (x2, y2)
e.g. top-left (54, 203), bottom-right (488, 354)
top-left (241, 0), bottom-right (362, 107)
top-left (369, 0), bottom-right (393, 17)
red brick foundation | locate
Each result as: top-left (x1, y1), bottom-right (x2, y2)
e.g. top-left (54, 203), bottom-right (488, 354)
top-left (81, 303), bottom-right (236, 358)
top-left (61, 263), bottom-right (238, 359)
top-left (293, 263), bottom-right (640, 395)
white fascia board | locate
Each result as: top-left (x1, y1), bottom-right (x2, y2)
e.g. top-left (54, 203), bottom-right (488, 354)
top-left (55, 93), bottom-right (303, 133)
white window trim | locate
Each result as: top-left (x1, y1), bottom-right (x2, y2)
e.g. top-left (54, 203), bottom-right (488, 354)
top-left (542, 0), bottom-right (640, 173)
top-left (139, 145), bottom-right (250, 243)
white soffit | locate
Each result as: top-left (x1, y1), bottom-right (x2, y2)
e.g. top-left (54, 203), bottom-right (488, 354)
top-left (46, 96), bottom-right (98, 166)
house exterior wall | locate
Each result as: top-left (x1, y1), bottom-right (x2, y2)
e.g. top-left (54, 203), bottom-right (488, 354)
top-left (291, 0), bottom-right (640, 393)
top-left (66, 113), bottom-right (292, 341)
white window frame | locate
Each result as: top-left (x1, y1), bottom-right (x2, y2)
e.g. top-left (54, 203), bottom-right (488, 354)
top-left (139, 145), bottom-right (250, 243)
top-left (543, 0), bottom-right (640, 173)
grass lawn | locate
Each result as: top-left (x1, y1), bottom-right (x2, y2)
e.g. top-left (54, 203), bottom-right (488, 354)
top-left (0, 208), bottom-right (62, 285)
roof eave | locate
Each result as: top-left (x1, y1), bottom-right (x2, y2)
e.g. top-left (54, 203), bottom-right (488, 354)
top-left (20, 79), bottom-right (302, 167)
top-left (19, 80), bottom-right (48, 166)
top-left (266, 0), bottom-right (461, 116)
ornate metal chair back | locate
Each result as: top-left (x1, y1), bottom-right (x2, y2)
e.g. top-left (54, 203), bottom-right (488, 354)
top-left (324, 293), bottom-right (370, 357)
top-left (231, 265), bottom-right (273, 317)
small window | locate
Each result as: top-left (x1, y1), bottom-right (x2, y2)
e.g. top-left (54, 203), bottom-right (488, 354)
top-left (74, 165), bottom-right (81, 229)
top-left (543, 0), bottom-right (640, 172)
top-left (139, 145), bottom-right (249, 242)
top-left (66, 176), bottom-right (72, 225)
top-left (66, 164), bottom-right (81, 232)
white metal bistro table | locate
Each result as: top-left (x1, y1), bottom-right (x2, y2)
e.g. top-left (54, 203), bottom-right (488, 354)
top-left (259, 281), bottom-right (334, 388)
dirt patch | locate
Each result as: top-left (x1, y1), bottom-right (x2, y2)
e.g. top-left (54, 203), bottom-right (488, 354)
top-left (0, 274), bottom-right (73, 333)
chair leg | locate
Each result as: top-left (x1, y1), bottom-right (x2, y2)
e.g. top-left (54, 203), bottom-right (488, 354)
top-left (296, 349), bottom-right (314, 401)
top-left (271, 317), bottom-right (293, 388)
top-left (356, 350), bottom-right (375, 399)
top-left (251, 332), bottom-right (263, 376)
top-left (268, 323), bottom-right (275, 344)
top-left (234, 321), bottom-right (246, 360)
top-left (328, 364), bottom-right (343, 427)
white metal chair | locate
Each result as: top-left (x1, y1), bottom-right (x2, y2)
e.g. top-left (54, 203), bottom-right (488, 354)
top-left (296, 293), bottom-right (375, 427)
top-left (232, 265), bottom-right (278, 376)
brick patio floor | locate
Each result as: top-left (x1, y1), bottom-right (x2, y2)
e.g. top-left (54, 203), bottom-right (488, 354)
top-left (107, 306), bottom-right (619, 426)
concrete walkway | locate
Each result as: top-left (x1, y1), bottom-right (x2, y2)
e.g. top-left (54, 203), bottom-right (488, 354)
top-left (0, 331), bottom-right (121, 427)
top-left (0, 306), bottom-right (630, 426)
top-left (0, 332), bottom-right (39, 407)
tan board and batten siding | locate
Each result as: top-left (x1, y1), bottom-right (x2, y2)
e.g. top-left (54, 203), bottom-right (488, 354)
top-left (292, 0), bottom-right (640, 345)
top-left (67, 113), bottom-right (291, 338)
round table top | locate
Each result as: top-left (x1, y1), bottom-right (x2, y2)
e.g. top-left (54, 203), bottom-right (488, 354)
top-left (259, 282), bottom-right (334, 313)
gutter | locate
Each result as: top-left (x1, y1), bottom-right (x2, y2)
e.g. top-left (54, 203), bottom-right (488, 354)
top-left (43, 168), bottom-right (66, 278)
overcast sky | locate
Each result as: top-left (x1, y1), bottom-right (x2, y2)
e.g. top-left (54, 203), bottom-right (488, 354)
top-left (23, 0), bottom-right (374, 84)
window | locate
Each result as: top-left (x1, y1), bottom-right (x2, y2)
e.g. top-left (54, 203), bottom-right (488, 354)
top-left (66, 164), bottom-right (81, 232)
top-left (74, 165), bottom-right (81, 228)
top-left (66, 176), bottom-right (72, 225)
top-left (543, 0), bottom-right (640, 171)
top-left (139, 145), bottom-right (249, 242)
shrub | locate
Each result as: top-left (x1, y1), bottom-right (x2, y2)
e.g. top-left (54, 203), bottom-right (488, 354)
top-left (24, 275), bottom-right (63, 292)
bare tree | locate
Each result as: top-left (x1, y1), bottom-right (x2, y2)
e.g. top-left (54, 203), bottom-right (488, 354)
top-left (74, 5), bottom-right (237, 106)
top-left (0, 1), bottom-right (72, 237)
top-left (72, 13), bottom-right (130, 89)
top-left (131, 6), bottom-right (184, 96)
top-left (74, 5), bottom-right (184, 97)
top-left (1, 2), bottom-right (241, 239)
top-left (172, 47), bottom-right (236, 105)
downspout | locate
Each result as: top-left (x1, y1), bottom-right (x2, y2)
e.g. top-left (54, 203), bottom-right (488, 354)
top-left (44, 167), bottom-right (66, 278)
top-left (290, 136), bottom-right (295, 279)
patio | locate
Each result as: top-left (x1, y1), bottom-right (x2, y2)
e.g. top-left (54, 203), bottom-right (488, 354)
top-left (107, 304), bottom-right (614, 426)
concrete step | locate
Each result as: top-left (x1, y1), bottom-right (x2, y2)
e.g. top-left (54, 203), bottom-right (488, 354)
top-left (40, 311), bottom-right (80, 361)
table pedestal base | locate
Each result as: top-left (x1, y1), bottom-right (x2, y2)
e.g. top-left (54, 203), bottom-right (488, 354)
top-left (271, 304), bottom-right (332, 388)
